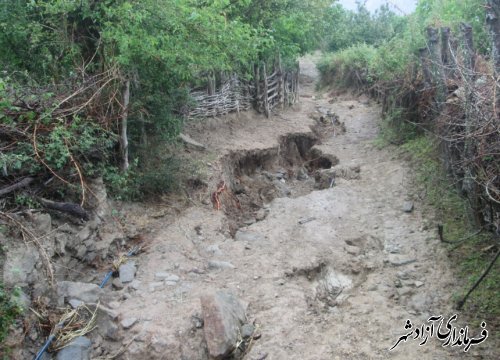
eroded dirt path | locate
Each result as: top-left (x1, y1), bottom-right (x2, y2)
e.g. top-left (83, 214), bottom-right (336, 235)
top-left (110, 56), bottom-right (495, 359)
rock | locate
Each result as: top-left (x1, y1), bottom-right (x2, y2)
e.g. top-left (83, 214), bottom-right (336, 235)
top-left (119, 261), bottom-right (136, 283)
top-left (402, 201), bottom-right (414, 213)
top-left (33, 213), bottom-right (52, 235)
top-left (130, 280), bottom-right (141, 291)
top-left (235, 230), bottom-right (265, 242)
top-left (208, 261), bottom-right (236, 270)
top-left (154, 272), bottom-right (180, 282)
top-left (179, 133), bottom-right (206, 151)
top-left (95, 307), bottom-right (121, 341)
top-left (387, 255), bottom-right (417, 267)
top-left (273, 179), bottom-right (291, 196)
top-left (396, 271), bottom-right (410, 280)
top-left (57, 281), bottom-right (103, 305)
top-left (298, 217), bottom-right (316, 225)
top-left (201, 291), bottom-right (247, 359)
top-left (243, 218), bottom-right (256, 226)
top-left (255, 209), bottom-right (268, 222)
top-left (121, 317), bottom-right (138, 329)
top-left (241, 324), bottom-right (255, 339)
top-left (56, 336), bottom-right (92, 360)
top-left (77, 225), bottom-right (93, 242)
top-left (54, 233), bottom-right (69, 255)
top-left (112, 278), bottom-right (124, 290)
top-left (165, 280), bottom-right (178, 286)
top-left (297, 167), bottom-right (309, 181)
top-left (384, 243), bottom-right (401, 254)
top-left (414, 281), bottom-right (424, 288)
top-left (3, 246), bottom-right (39, 286)
top-left (69, 299), bottom-right (84, 309)
top-left (205, 244), bottom-right (223, 257)
top-left (344, 245), bottom-right (361, 256)
top-left (149, 282), bottom-right (164, 292)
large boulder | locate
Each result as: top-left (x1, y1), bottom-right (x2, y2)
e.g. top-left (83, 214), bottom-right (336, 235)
top-left (200, 291), bottom-right (247, 359)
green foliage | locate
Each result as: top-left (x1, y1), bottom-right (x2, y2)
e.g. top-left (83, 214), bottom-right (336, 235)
top-left (0, 284), bottom-right (23, 344)
top-left (400, 136), bottom-right (500, 327)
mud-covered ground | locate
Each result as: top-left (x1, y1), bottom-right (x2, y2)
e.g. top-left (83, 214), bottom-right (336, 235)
top-left (105, 55), bottom-right (497, 359)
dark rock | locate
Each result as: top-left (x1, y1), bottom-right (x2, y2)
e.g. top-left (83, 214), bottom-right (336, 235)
top-left (201, 291), bottom-right (247, 359)
top-left (403, 201), bottom-right (414, 213)
top-left (56, 336), bottom-right (92, 360)
top-left (119, 261), bottom-right (136, 283)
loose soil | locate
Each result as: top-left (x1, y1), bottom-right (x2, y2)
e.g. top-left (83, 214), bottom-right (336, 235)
top-left (106, 55), bottom-right (497, 359)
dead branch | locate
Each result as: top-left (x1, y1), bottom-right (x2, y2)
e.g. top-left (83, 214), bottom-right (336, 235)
top-left (0, 177), bottom-right (35, 197)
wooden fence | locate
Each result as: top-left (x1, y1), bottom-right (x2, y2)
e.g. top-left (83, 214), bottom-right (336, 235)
top-left (417, 21), bottom-right (500, 228)
top-left (186, 60), bottom-right (299, 120)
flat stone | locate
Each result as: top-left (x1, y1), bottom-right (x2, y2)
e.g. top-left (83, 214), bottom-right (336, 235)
top-left (402, 201), bottom-right (414, 213)
top-left (57, 281), bottom-right (103, 305)
top-left (119, 261), bottom-right (136, 283)
top-left (121, 317), bottom-right (138, 329)
top-left (208, 261), bottom-right (236, 270)
top-left (201, 291), bottom-right (247, 359)
top-left (165, 281), bottom-right (178, 286)
top-left (56, 336), bottom-right (91, 360)
top-left (387, 255), bottom-right (417, 267)
top-left (3, 246), bottom-right (39, 286)
top-left (414, 281), bottom-right (424, 288)
top-left (235, 230), bottom-right (265, 242)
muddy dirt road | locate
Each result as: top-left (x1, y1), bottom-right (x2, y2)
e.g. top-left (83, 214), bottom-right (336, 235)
top-left (110, 56), bottom-right (495, 359)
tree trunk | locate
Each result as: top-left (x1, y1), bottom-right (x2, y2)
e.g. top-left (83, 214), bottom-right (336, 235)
top-left (120, 79), bottom-right (130, 172)
top-left (263, 62), bottom-right (270, 118)
top-left (418, 47), bottom-right (432, 87)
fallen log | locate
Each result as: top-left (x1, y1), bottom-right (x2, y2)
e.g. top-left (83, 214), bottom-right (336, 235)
top-left (0, 177), bottom-right (35, 197)
top-left (37, 197), bottom-right (89, 220)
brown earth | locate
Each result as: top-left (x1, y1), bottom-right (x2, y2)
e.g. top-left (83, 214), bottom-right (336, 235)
top-left (102, 55), bottom-right (498, 359)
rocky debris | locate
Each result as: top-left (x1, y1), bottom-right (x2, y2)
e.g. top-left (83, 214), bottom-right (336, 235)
top-left (315, 269), bottom-right (353, 308)
top-left (344, 245), bottom-right (361, 256)
top-left (56, 336), bottom-right (92, 360)
top-left (200, 291), bottom-right (247, 359)
top-left (208, 260), bottom-right (236, 270)
top-left (403, 201), bottom-right (414, 213)
top-left (57, 281), bottom-right (103, 305)
top-left (235, 230), bottom-right (265, 242)
top-left (119, 261), bottom-right (136, 283)
top-left (121, 317), bottom-right (138, 329)
top-left (272, 179), bottom-right (291, 197)
top-left (314, 165), bottom-right (360, 189)
top-left (179, 132), bottom-right (206, 150)
top-left (95, 306), bottom-right (121, 341)
top-left (387, 254), bottom-right (417, 267)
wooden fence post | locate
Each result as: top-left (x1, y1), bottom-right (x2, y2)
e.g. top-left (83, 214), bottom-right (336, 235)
top-left (486, 0), bottom-right (500, 117)
top-left (254, 63), bottom-right (260, 107)
top-left (440, 27), bottom-right (456, 78)
top-left (426, 27), bottom-right (447, 110)
top-left (277, 54), bottom-right (284, 109)
top-left (460, 23), bottom-right (480, 225)
top-left (418, 48), bottom-right (432, 87)
top-left (263, 62), bottom-right (270, 117)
